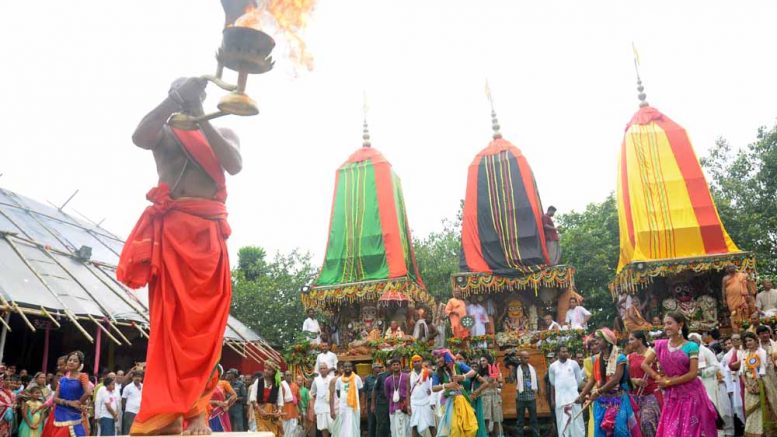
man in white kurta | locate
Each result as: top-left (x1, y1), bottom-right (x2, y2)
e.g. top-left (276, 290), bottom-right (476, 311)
top-left (564, 297), bottom-right (591, 330)
top-left (280, 378), bottom-right (299, 436)
top-left (409, 356), bottom-right (435, 436)
top-left (722, 336), bottom-right (746, 426)
top-left (331, 362), bottom-right (363, 437)
top-left (310, 364), bottom-right (334, 436)
top-left (756, 279), bottom-right (777, 316)
top-left (548, 346), bottom-right (584, 437)
top-left (314, 342), bottom-right (338, 376)
top-left (467, 301), bottom-right (488, 336)
top-left (302, 309), bottom-right (322, 344)
top-left (468, 299), bottom-right (489, 348)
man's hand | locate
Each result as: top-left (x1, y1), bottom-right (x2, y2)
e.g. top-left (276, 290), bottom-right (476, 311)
top-left (171, 77), bottom-right (207, 106)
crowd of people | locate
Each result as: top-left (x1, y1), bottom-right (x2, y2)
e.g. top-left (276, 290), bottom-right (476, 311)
top-left (541, 311), bottom-right (777, 437)
top-left (246, 309), bottom-right (777, 437)
top-left (2, 306), bottom-right (776, 437)
top-left (0, 353), bottom-right (145, 437)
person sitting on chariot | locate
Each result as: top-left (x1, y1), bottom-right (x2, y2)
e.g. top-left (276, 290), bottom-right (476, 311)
top-left (384, 320), bottom-right (405, 340)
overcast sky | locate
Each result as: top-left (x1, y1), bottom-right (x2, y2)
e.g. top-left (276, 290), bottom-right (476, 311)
top-left (1, 1), bottom-right (776, 263)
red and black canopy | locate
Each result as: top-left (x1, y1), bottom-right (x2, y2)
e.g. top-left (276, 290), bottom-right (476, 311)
top-left (460, 137), bottom-right (549, 275)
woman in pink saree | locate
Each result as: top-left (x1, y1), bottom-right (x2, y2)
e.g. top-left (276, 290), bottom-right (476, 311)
top-left (641, 312), bottom-right (718, 437)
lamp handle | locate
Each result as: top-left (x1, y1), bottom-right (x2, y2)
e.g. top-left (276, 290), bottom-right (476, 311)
top-left (202, 75), bottom-right (238, 92)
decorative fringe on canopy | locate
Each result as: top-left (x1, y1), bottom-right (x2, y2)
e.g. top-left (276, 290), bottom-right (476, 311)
top-left (609, 252), bottom-right (755, 296)
top-left (451, 265), bottom-right (575, 297)
top-left (302, 277), bottom-right (435, 310)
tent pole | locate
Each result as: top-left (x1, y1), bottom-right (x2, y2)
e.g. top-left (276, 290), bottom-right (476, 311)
top-left (94, 322), bottom-right (102, 376)
top-left (0, 313), bottom-right (8, 363)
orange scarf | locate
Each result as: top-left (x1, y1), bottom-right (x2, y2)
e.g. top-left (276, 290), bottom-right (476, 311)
top-left (341, 373), bottom-right (358, 410)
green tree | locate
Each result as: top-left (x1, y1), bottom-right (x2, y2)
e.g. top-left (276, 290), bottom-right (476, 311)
top-left (413, 217), bottom-right (461, 301)
top-left (702, 123), bottom-right (777, 276)
top-left (556, 194), bottom-right (621, 328)
top-left (231, 247), bottom-right (317, 347)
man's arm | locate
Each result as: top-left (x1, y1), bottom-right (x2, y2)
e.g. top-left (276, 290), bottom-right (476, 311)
top-left (582, 307), bottom-right (592, 323)
top-left (721, 277), bottom-right (728, 302)
top-left (329, 379), bottom-right (336, 419)
top-left (199, 123), bottom-right (243, 175)
top-left (370, 377), bottom-right (378, 413)
top-left (131, 97), bottom-right (181, 150)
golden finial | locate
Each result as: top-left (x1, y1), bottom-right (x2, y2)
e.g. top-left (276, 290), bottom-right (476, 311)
top-left (633, 42), bottom-right (649, 107)
top-left (362, 90), bottom-right (371, 147)
top-left (485, 80), bottom-right (502, 139)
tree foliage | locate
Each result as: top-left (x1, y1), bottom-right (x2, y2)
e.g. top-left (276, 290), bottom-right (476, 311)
top-left (231, 247), bottom-right (317, 348)
top-left (413, 217), bottom-right (461, 301)
top-left (702, 123), bottom-right (777, 276)
top-left (556, 194), bottom-right (621, 328)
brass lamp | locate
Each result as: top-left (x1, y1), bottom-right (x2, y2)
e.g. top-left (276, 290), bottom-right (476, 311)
top-left (169, 1), bottom-right (275, 130)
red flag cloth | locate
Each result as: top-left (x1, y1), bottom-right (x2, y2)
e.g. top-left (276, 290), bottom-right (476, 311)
top-left (117, 129), bottom-right (232, 435)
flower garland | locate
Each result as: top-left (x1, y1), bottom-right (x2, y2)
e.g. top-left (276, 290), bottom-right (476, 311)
top-left (301, 277), bottom-right (435, 310)
top-left (282, 340), bottom-right (320, 378)
top-left (451, 265), bottom-right (576, 296)
top-left (740, 315), bottom-right (777, 330)
top-left (538, 329), bottom-right (586, 355)
top-left (441, 337), bottom-right (497, 362)
top-left (370, 341), bottom-right (433, 365)
top-left (609, 252), bottom-right (756, 296)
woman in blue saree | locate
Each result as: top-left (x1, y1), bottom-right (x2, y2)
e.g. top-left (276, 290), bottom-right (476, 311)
top-left (51, 351), bottom-right (92, 437)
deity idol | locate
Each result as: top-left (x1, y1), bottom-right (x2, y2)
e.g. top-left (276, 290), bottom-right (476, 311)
top-left (662, 280), bottom-right (718, 331)
top-left (349, 305), bottom-right (382, 348)
top-left (502, 298), bottom-right (529, 333)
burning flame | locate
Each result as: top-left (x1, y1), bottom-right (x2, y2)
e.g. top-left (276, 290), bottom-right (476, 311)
top-left (229, 0), bottom-right (316, 71)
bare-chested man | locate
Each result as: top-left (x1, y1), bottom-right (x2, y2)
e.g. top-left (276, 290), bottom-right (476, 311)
top-left (722, 264), bottom-right (756, 327)
top-left (118, 77), bottom-right (242, 436)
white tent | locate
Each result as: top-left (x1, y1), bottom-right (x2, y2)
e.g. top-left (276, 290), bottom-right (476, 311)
top-left (0, 186), bottom-right (280, 364)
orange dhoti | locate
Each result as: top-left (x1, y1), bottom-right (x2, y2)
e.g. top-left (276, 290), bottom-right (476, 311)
top-left (255, 404), bottom-right (284, 436)
top-left (445, 298), bottom-right (469, 338)
top-left (725, 272), bottom-right (755, 326)
top-left (118, 183), bottom-right (232, 435)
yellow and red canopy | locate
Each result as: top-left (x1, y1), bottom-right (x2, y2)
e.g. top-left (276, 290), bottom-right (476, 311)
top-left (613, 105), bottom-right (749, 291)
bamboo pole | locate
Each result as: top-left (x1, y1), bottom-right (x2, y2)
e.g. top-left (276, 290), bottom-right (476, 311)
top-left (240, 343), bottom-right (265, 363)
top-left (228, 340), bottom-right (263, 362)
top-left (0, 290), bottom-right (31, 332)
top-left (240, 341), bottom-right (268, 363)
top-left (39, 306), bottom-right (61, 328)
top-left (0, 312), bottom-right (10, 332)
top-left (109, 323), bottom-right (133, 346)
top-left (224, 340), bottom-right (247, 358)
top-left (66, 309), bottom-right (94, 343)
top-left (85, 264), bottom-right (150, 322)
top-left (133, 323), bottom-right (149, 339)
top-left (12, 301), bottom-right (35, 332)
top-left (87, 314), bottom-right (122, 346)
top-left (40, 245), bottom-right (129, 345)
top-left (3, 236), bottom-right (92, 341)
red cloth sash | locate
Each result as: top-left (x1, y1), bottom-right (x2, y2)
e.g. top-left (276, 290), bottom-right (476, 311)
top-left (170, 128), bottom-right (227, 202)
top-left (117, 129), bottom-right (232, 435)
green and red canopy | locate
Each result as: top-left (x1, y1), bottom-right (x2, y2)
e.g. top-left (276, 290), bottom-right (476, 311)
top-left (303, 146), bottom-right (434, 309)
